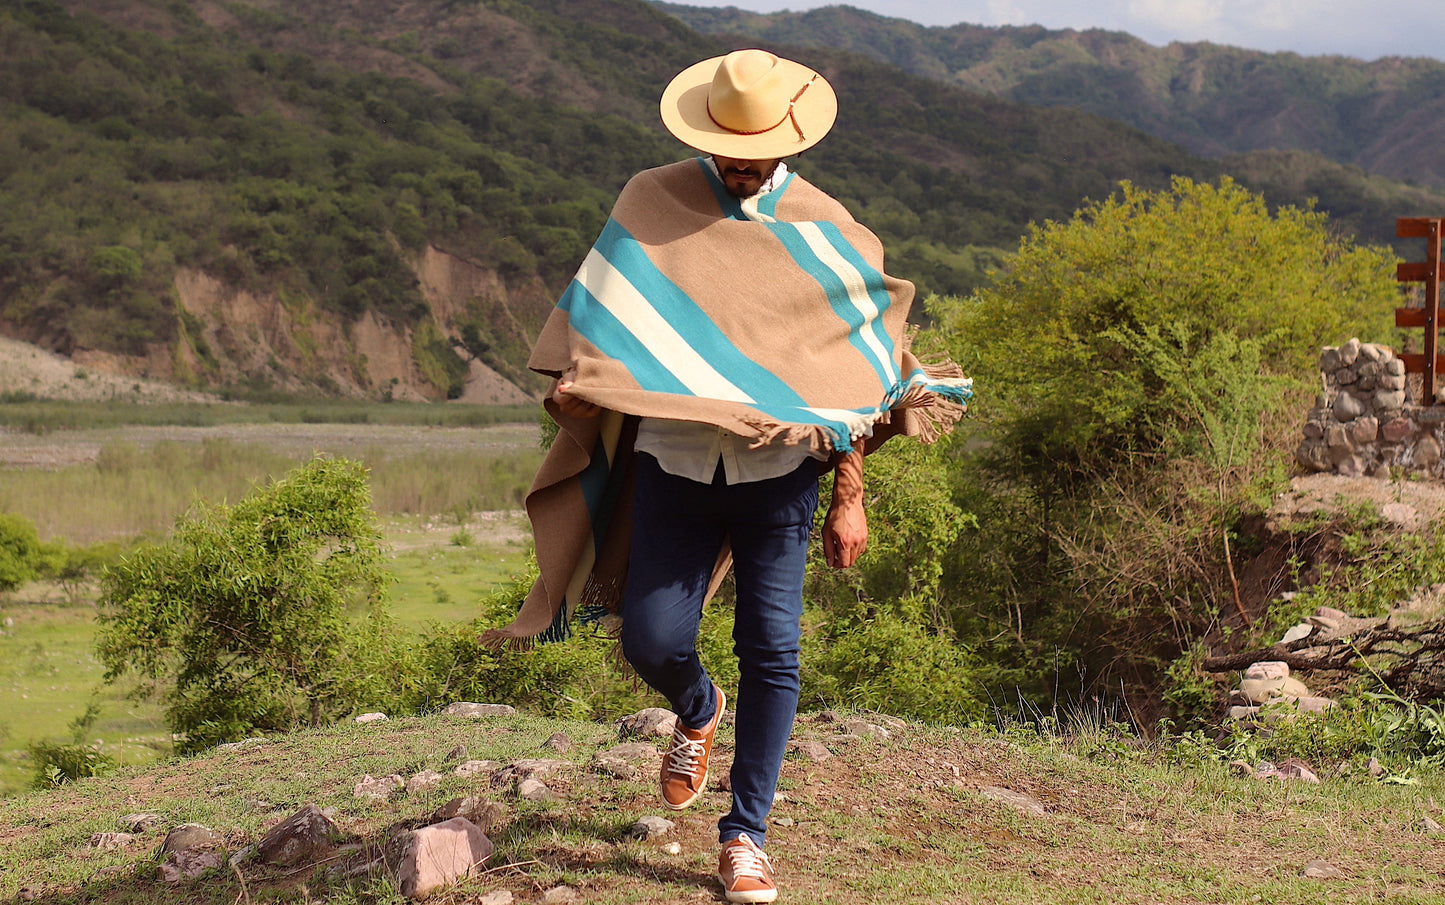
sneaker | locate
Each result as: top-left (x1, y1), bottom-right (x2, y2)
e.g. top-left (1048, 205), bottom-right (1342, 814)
top-left (660, 684), bottom-right (725, 810)
top-left (719, 833), bottom-right (777, 904)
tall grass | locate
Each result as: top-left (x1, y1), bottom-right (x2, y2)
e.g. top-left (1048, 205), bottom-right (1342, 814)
top-left (0, 437), bottom-right (544, 544)
top-left (0, 401), bottom-right (539, 434)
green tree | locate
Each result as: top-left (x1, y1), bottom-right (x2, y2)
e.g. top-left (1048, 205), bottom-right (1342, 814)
top-left (96, 457), bottom-right (395, 752)
top-left (0, 512), bottom-right (42, 593)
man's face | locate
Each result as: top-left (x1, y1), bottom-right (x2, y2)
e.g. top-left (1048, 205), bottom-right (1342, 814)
top-left (713, 155), bottom-right (784, 199)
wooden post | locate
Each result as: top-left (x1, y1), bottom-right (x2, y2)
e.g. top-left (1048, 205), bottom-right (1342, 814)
top-left (1395, 217), bottom-right (1445, 404)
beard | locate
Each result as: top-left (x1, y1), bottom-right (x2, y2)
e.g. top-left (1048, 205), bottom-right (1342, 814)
top-left (720, 162), bottom-right (778, 198)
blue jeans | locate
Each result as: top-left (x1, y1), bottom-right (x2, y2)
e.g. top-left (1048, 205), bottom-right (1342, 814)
top-left (620, 452), bottom-right (819, 847)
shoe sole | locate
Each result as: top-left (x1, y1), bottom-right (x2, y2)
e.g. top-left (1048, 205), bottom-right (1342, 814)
top-left (662, 766), bottom-right (707, 810)
top-left (724, 888), bottom-right (777, 904)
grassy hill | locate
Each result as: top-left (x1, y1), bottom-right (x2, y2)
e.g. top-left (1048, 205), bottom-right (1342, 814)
top-left (658, 3), bottom-right (1445, 191)
top-left (5, 707), bottom-right (1445, 903)
top-left (6, 0), bottom-right (1444, 396)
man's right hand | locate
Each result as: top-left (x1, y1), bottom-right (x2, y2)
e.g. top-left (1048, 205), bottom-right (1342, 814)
top-left (552, 380), bottom-right (603, 418)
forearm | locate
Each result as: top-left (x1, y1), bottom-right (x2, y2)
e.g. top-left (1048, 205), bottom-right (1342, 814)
top-left (822, 445), bottom-right (867, 568)
top-left (829, 446), bottom-right (865, 510)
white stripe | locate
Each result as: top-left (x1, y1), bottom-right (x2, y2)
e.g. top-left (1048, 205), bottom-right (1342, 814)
top-left (793, 222), bottom-right (896, 381)
top-left (575, 249), bottom-right (755, 404)
top-left (804, 406), bottom-right (881, 441)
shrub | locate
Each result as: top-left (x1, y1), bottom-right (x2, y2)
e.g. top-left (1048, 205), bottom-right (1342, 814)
top-left (0, 512), bottom-right (42, 593)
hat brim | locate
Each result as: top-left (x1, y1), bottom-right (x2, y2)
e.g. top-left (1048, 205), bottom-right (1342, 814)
top-left (660, 55), bottom-right (838, 159)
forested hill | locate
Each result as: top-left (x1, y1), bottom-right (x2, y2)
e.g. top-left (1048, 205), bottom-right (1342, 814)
top-left (2, 0), bottom-right (1442, 399)
top-left (658, 3), bottom-right (1445, 190)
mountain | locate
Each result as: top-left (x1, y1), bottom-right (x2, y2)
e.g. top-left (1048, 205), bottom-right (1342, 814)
top-left (2, 0), bottom-right (1442, 398)
top-left (657, 3), bottom-right (1445, 190)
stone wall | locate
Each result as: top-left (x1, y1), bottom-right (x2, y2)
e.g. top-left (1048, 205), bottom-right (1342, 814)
top-left (1294, 338), bottom-right (1445, 478)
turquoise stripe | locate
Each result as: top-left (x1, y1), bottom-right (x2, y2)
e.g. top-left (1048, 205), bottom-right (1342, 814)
top-left (696, 158), bottom-right (747, 221)
top-left (813, 221), bottom-right (898, 377)
top-left (592, 219), bottom-right (811, 408)
top-left (559, 280), bottom-right (693, 397)
top-left (767, 221), bottom-right (893, 388)
top-left (755, 171), bottom-right (795, 219)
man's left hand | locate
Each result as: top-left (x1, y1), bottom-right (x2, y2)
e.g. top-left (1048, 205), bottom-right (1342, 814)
top-left (822, 446), bottom-right (867, 568)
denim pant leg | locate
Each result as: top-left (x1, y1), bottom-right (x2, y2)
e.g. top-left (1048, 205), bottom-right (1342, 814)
top-left (717, 461), bottom-right (818, 846)
top-left (619, 454), bottom-right (724, 730)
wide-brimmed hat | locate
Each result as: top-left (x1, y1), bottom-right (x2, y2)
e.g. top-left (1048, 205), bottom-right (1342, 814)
top-left (660, 49), bottom-right (837, 159)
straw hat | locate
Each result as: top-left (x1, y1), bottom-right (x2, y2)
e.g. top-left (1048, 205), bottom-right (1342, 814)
top-left (660, 49), bottom-right (837, 159)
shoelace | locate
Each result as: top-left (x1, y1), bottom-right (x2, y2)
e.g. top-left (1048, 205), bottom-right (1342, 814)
top-left (666, 729), bottom-right (706, 776)
top-left (725, 835), bottom-right (772, 881)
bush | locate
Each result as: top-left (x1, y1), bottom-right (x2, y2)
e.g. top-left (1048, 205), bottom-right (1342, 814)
top-left (0, 512), bottom-right (42, 593)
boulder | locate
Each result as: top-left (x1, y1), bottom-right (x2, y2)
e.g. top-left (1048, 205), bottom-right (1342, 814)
top-left (1332, 392), bottom-right (1366, 422)
top-left (156, 824), bottom-right (227, 883)
top-left (395, 817), bottom-right (494, 900)
top-left (257, 804), bottom-right (340, 867)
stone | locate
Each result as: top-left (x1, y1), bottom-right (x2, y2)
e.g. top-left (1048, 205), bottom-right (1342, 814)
top-left (1332, 392), bottom-right (1366, 422)
top-left (618, 708), bottom-right (679, 739)
top-left (517, 779), bottom-right (551, 801)
top-left (1380, 373), bottom-right (1407, 391)
top-left (1386, 358), bottom-right (1407, 376)
top-left (1294, 441), bottom-right (1331, 471)
top-left (354, 774), bottom-right (405, 801)
top-left (1333, 367), bottom-right (1357, 385)
top-left (493, 759), bottom-right (568, 788)
top-left (160, 824), bottom-right (225, 855)
top-left (1319, 348), bottom-right (1341, 372)
top-left (444, 745), bottom-right (468, 762)
top-left (1368, 757), bottom-right (1384, 777)
top-left (89, 832), bottom-right (135, 851)
top-left (1358, 375), bottom-right (1377, 391)
top-left (407, 771), bottom-right (446, 794)
top-left (1316, 606), bottom-right (1349, 621)
top-left (431, 797), bottom-right (508, 833)
top-left (1239, 675), bottom-right (1310, 703)
top-left (1324, 424), bottom-right (1350, 448)
top-left (979, 786), bottom-right (1047, 817)
top-left (1338, 338), bottom-right (1361, 367)
top-left (444, 702), bottom-right (517, 719)
top-left (1278, 623), bottom-right (1314, 644)
top-left (542, 732), bottom-right (573, 754)
top-left (1291, 696), bottom-right (1337, 714)
top-left (1226, 705), bottom-right (1260, 721)
top-left (1415, 436), bottom-right (1442, 467)
top-left (629, 816), bottom-right (676, 840)
top-left (1358, 359), bottom-right (1382, 377)
top-left (789, 739), bottom-right (833, 762)
top-left (480, 893), bottom-right (514, 905)
top-left (354, 712), bottom-right (388, 723)
top-left (1301, 420), bottom-right (1325, 439)
top-left (1301, 859), bottom-right (1344, 879)
top-left (257, 804), bottom-right (340, 867)
top-left (662, 842), bottom-right (682, 855)
top-left (1420, 816), bottom-right (1444, 833)
top-left (1244, 661), bottom-right (1290, 681)
top-left (839, 719), bottom-right (891, 739)
top-left (119, 813), bottom-right (164, 833)
top-left (396, 817), bottom-right (494, 900)
top-left (157, 824), bottom-right (227, 883)
top-left (1335, 454), bottom-right (1365, 478)
top-left (594, 742), bottom-right (659, 780)
top-left (1276, 759), bottom-right (1321, 783)
top-left (771, 816), bottom-right (795, 827)
top-left (1360, 342), bottom-right (1387, 363)
top-left (453, 760), bottom-right (499, 778)
top-left (541, 887), bottom-right (582, 904)
top-left (1375, 389), bottom-right (1407, 412)
top-left (1349, 416), bottom-right (1379, 444)
top-left (1381, 417), bottom-right (1414, 442)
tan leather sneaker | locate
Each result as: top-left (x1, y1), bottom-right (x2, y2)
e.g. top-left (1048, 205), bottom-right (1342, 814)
top-left (719, 833), bottom-right (777, 903)
top-left (660, 684), bottom-right (725, 810)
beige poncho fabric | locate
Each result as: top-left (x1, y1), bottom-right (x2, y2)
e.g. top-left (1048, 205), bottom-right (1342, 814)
top-left (483, 158), bottom-right (970, 644)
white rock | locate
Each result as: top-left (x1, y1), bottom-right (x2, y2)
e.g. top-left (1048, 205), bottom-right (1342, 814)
top-left (661, 842), bottom-right (682, 855)
top-left (1301, 859), bottom-right (1344, 879)
top-left (517, 778), bottom-right (551, 801)
top-left (354, 712), bottom-right (389, 724)
top-left (444, 702), bottom-right (517, 718)
top-left (88, 832), bottom-right (134, 851)
top-left (354, 774), bottom-right (404, 801)
top-left (1244, 661), bottom-right (1290, 681)
top-left (979, 786), bottom-right (1047, 817)
top-left (396, 817), bottom-right (494, 900)
top-left (407, 771), bottom-right (446, 794)
top-left (453, 760), bottom-right (499, 778)
top-left (1280, 623), bottom-right (1314, 644)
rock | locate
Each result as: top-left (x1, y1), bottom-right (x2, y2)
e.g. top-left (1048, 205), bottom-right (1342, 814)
top-left (1357, 374), bottom-right (1377, 392)
top-left (257, 804), bottom-right (340, 867)
top-left (1324, 424), bottom-right (1349, 448)
top-left (789, 739), bottom-right (833, 762)
top-left (771, 816), bottom-right (795, 827)
top-left (1382, 502), bottom-right (1420, 528)
top-left (444, 702), bottom-right (517, 719)
top-left (1291, 696), bottom-right (1337, 714)
top-left (1294, 440), bottom-right (1331, 471)
top-left (662, 842), bottom-right (682, 855)
top-left (1239, 675), bottom-right (1310, 704)
top-left (444, 745), bottom-right (468, 763)
top-left (1368, 757), bottom-right (1384, 777)
top-left (157, 824), bottom-right (227, 883)
top-left (354, 712), bottom-right (388, 724)
top-left (1333, 367), bottom-right (1357, 385)
top-left (1338, 338), bottom-right (1361, 367)
top-left (593, 742), bottom-right (659, 780)
top-left (1226, 705), bottom-right (1260, 721)
top-left (839, 719), bottom-right (891, 739)
top-left (1336, 454), bottom-right (1365, 478)
top-left (453, 760), bottom-right (500, 778)
top-left (119, 813), bottom-right (164, 833)
top-left (1301, 859), bottom-right (1344, 879)
top-left (1278, 623), bottom-right (1314, 644)
top-left (431, 797), bottom-right (508, 833)
top-left (1320, 347), bottom-right (1341, 372)
top-left (1349, 416), bottom-right (1379, 444)
top-left (629, 816), bottom-right (676, 840)
top-left (541, 886), bottom-right (582, 904)
top-left (1382, 417), bottom-right (1414, 442)
top-left (1301, 420), bottom-right (1325, 439)
top-left (1244, 661), bottom-right (1290, 681)
top-left (354, 774), bottom-right (405, 801)
top-left (1375, 389), bottom-right (1407, 413)
top-left (494, 759), bottom-right (569, 789)
top-left (1332, 391), bottom-right (1365, 422)
top-left (516, 779), bottom-right (551, 801)
top-left (89, 833), bottom-right (135, 851)
top-left (1415, 435), bottom-right (1442, 467)
top-left (542, 732), bottom-right (573, 754)
top-left (618, 708), bottom-right (679, 739)
top-left (395, 817), bottom-right (494, 901)
top-left (479, 893), bottom-right (514, 905)
top-left (1386, 358), bottom-right (1407, 376)
top-left (1380, 373), bottom-right (1407, 391)
top-left (1420, 816), bottom-right (1444, 833)
top-left (407, 771), bottom-right (446, 794)
top-left (1276, 759), bottom-right (1321, 783)
top-left (1361, 342), bottom-right (1387, 363)
top-left (979, 786), bottom-right (1047, 817)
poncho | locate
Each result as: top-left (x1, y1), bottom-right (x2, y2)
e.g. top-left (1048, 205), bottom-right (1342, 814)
top-left (482, 158), bottom-right (972, 645)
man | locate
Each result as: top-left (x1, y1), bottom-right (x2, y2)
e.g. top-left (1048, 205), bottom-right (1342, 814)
top-left (486, 48), bottom-right (970, 903)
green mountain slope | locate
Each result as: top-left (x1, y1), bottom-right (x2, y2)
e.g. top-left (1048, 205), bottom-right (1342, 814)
top-left (658, 3), bottom-right (1445, 190)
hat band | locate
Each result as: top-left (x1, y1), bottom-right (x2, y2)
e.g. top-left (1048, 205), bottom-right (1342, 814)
top-left (706, 74), bottom-right (819, 143)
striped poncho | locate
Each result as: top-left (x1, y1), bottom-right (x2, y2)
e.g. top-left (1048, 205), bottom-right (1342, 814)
top-left (483, 158), bottom-right (972, 645)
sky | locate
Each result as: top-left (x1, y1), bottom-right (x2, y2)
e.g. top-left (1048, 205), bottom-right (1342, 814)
top-left (663, 1), bottom-right (1445, 61)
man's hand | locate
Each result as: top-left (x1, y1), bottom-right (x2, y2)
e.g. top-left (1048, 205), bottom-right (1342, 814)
top-left (822, 446), bottom-right (867, 568)
top-left (552, 379), bottom-right (602, 418)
